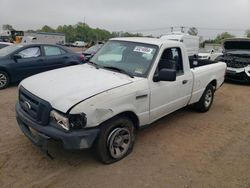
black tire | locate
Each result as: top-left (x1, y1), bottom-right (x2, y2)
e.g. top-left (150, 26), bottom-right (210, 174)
top-left (0, 71), bottom-right (10, 90)
top-left (95, 116), bottom-right (135, 164)
top-left (194, 84), bottom-right (214, 112)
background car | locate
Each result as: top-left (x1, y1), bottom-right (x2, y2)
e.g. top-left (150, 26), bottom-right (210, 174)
top-left (215, 38), bottom-right (250, 83)
top-left (198, 49), bottom-right (223, 60)
top-left (72, 41), bottom-right (86, 47)
top-left (0, 42), bottom-right (13, 49)
top-left (80, 43), bottom-right (104, 62)
top-left (0, 44), bottom-right (84, 89)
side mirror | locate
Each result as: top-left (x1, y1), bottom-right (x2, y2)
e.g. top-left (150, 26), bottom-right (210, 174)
top-left (13, 54), bottom-right (22, 60)
top-left (154, 69), bottom-right (176, 82)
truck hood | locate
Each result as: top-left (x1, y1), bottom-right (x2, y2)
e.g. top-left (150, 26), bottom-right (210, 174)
top-left (223, 38), bottom-right (250, 52)
top-left (20, 64), bottom-right (134, 113)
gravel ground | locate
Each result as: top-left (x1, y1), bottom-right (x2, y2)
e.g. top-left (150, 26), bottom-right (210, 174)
top-left (0, 82), bottom-right (250, 188)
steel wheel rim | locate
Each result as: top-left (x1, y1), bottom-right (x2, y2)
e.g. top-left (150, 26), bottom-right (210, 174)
top-left (108, 127), bottom-right (131, 159)
top-left (205, 89), bottom-right (212, 108)
top-left (0, 73), bottom-right (7, 88)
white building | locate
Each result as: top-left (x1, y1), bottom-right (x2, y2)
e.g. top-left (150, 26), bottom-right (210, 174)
top-left (23, 32), bottom-right (65, 45)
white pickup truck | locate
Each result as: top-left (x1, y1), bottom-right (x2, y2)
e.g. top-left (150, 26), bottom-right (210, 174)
top-left (16, 37), bottom-right (226, 163)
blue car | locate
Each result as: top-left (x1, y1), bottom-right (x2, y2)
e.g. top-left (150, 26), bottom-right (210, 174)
top-left (0, 44), bottom-right (84, 89)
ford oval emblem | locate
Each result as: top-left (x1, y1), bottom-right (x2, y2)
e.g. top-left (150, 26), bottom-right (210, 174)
top-left (24, 101), bottom-right (31, 110)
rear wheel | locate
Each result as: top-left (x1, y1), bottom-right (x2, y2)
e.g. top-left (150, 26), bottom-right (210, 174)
top-left (95, 116), bottom-right (135, 164)
top-left (0, 71), bottom-right (10, 90)
top-left (194, 84), bottom-right (214, 112)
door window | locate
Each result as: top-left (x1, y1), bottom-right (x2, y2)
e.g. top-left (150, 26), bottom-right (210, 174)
top-left (18, 47), bottom-right (41, 58)
top-left (157, 47), bottom-right (183, 75)
top-left (44, 46), bottom-right (63, 56)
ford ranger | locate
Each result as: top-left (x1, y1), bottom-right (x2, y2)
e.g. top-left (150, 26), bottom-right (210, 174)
top-left (16, 37), bottom-right (226, 163)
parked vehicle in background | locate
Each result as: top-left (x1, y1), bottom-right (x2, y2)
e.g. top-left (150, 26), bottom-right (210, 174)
top-left (160, 32), bottom-right (199, 56)
top-left (81, 43), bottom-right (104, 61)
top-left (16, 37), bottom-right (226, 163)
top-left (198, 49), bottom-right (223, 60)
top-left (0, 44), bottom-right (83, 89)
top-left (0, 42), bottom-right (13, 49)
top-left (215, 38), bottom-right (250, 82)
top-left (73, 41), bottom-right (86, 47)
top-left (0, 29), bottom-right (24, 44)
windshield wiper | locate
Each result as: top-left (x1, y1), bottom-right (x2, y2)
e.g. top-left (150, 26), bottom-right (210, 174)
top-left (103, 66), bottom-right (134, 78)
top-left (87, 61), bottom-right (100, 69)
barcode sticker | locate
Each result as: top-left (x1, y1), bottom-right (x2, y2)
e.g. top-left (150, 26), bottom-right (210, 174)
top-left (134, 46), bottom-right (153, 54)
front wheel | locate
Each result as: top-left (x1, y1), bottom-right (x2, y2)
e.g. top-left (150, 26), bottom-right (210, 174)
top-left (194, 84), bottom-right (214, 112)
top-left (95, 116), bottom-right (135, 164)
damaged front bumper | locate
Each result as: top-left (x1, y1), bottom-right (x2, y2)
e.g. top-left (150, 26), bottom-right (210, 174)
top-left (16, 103), bottom-right (100, 158)
top-left (226, 66), bottom-right (250, 83)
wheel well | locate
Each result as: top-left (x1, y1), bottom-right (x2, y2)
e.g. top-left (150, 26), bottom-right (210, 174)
top-left (209, 80), bottom-right (217, 90)
top-left (110, 111), bottom-right (140, 130)
top-left (0, 68), bottom-right (11, 81)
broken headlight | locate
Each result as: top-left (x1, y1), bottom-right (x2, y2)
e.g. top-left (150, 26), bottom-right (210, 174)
top-left (50, 110), bottom-right (87, 131)
top-left (69, 113), bottom-right (87, 130)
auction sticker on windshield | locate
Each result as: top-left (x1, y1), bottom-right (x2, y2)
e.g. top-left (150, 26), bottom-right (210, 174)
top-left (134, 46), bottom-right (153, 54)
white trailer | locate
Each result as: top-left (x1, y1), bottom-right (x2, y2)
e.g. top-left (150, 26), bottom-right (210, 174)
top-left (23, 32), bottom-right (65, 45)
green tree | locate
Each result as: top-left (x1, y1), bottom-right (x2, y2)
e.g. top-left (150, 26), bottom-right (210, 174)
top-left (39, 25), bottom-right (55, 33)
top-left (35, 22), bottom-right (144, 43)
top-left (246, 30), bottom-right (250, 38)
top-left (188, 27), bottom-right (198, 36)
top-left (214, 32), bottom-right (235, 43)
top-left (26, 29), bottom-right (36, 33)
top-left (2, 24), bottom-right (13, 30)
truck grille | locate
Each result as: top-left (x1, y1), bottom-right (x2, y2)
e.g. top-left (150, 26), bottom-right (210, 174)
top-left (221, 55), bottom-right (250, 68)
top-left (226, 61), bottom-right (246, 68)
top-left (19, 87), bottom-right (52, 125)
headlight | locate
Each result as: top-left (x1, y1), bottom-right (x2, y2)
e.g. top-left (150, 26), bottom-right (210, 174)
top-left (50, 110), bottom-right (70, 131)
top-left (50, 110), bottom-right (87, 131)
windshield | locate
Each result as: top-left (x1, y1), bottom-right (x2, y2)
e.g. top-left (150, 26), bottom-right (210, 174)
top-left (0, 45), bottom-right (23, 57)
top-left (90, 40), bottom-right (158, 78)
top-left (85, 44), bottom-right (103, 54)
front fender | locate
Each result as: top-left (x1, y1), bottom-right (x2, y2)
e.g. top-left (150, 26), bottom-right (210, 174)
top-left (70, 93), bottom-right (138, 128)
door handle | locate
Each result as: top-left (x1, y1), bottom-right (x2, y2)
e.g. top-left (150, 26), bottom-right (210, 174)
top-left (182, 80), bottom-right (188, 84)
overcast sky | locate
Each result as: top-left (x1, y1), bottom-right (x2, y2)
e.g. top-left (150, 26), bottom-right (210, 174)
top-left (1, 0), bottom-right (250, 39)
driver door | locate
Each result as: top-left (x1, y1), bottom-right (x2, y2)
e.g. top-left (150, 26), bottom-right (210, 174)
top-left (149, 47), bottom-right (193, 122)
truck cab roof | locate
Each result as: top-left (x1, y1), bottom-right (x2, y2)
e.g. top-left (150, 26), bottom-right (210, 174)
top-left (110, 37), bottom-right (182, 47)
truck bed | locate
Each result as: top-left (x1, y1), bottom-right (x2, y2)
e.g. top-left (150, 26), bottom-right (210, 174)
top-left (189, 57), bottom-right (218, 68)
top-left (188, 61), bottom-right (226, 105)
